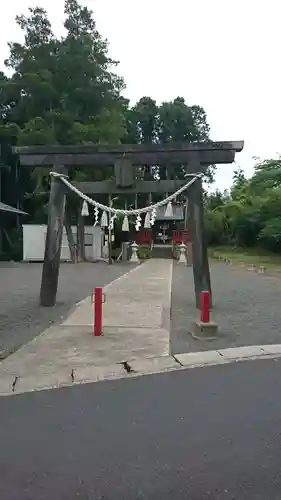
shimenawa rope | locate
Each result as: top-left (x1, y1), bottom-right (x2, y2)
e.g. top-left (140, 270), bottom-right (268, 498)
top-left (49, 171), bottom-right (203, 216)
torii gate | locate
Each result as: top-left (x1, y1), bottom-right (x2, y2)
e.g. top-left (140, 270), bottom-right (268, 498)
top-left (14, 141), bottom-right (244, 309)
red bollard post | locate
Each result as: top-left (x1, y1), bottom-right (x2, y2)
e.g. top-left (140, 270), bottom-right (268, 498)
top-left (200, 290), bottom-right (210, 323)
top-left (93, 286), bottom-right (103, 336)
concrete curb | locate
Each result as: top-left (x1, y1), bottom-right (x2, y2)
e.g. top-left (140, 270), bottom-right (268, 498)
top-left (3, 344), bottom-right (281, 397)
top-left (174, 344), bottom-right (281, 368)
top-left (0, 356), bottom-right (180, 397)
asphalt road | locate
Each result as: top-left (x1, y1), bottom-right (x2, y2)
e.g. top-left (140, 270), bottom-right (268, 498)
top-left (1, 358), bottom-right (281, 499)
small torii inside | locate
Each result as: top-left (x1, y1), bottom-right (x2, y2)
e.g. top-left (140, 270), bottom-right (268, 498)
top-left (14, 141), bottom-right (244, 308)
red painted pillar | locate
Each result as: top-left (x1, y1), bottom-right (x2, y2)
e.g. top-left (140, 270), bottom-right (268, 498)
top-left (200, 290), bottom-right (210, 323)
top-left (93, 286), bottom-right (103, 336)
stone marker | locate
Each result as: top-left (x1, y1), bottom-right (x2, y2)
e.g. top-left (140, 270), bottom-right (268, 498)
top-left (248, 263), bottom-right (256, 271)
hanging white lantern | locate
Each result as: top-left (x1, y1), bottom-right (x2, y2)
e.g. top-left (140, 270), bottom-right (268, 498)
top-left (81, 200), bottom-right (89, 216)
top-left (144, 211), bottom-right (151, 229)
top-left (122, 215), bottom-right (129, 232)
top-left (100, 210), bottom-right (108, 227)
top-left (94, 206), bottom-right (99, 226)
top-left (164, 201), bottom-right (173, 217)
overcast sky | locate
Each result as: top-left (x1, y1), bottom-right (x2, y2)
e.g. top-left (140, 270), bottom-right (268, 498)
top-left (0, 0), bottom-right (280, 190)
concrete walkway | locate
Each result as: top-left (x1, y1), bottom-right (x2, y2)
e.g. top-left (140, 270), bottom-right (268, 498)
top-left (0, 259), bottom-right (173, 396)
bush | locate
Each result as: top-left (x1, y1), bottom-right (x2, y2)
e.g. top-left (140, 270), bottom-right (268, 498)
top-left (258, 217), bottom-right (281, 252)
top-left (205, 210), bottom-right (225, 245)
top-left (137, 245), bottom-right (152, 260)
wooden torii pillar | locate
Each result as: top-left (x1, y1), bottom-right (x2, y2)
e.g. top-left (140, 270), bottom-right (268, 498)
top-left (14, 141), bottom-right (244, 308)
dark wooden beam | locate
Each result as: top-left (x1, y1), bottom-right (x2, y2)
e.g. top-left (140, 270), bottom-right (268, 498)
top-left (40, 164), bottom-right (67, 307)
top-left (73, 179), bottom-right (188, 195)
top-left (0, 169), bottom-right (2, 254)
top-left (13, 141), bottom-right (244, 156)
top-left (64, 208), bottom-right (76, 263)
top-left (16, 150), bottom-right (236, 167)
top-left (188, 176), bottom-right (211, 308)
top-left (115, 158), bottom-right (134, 187)
top-left (77, 200), bottom-right (86, 262)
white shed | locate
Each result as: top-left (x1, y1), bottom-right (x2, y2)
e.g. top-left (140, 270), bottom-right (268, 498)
top-left (22, 224), bottom-right (103, 262)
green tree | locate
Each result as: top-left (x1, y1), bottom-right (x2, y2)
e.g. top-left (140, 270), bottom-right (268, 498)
top-left (258, 217), bottom-right (281, 251)
top-left (131, 96), bottom-right (159, 144)
top-left (1, 0), bottom-right (128, 225)
top-left (204, 156), bottom-right (281, 251)
top-left (158, 97), bottom-right (209, 143)
top-left (158, 97), bottom-right (212, 181)
top-left (206, 189), bottom-right (229, 211)
top-left (249, 157), bottom-right (281, 193)
top-left (4, 2), bottom-right (127, 145)
top-left (0, 0), bottom-right (216, 259)
top-left (205, 209), bottom-right (225, 245)
top-left (127, 96), bottom-right (211, 182)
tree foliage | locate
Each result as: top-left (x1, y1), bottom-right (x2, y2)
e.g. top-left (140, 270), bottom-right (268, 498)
top-left (1, 1), bottom-right (280, 259)
top-left (0, 0), bottom-right (212, 258)
top-left (205, 157), bottom-right (281, 253)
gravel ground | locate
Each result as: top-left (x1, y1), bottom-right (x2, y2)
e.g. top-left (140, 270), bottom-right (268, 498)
top-left (0, 261), bottom-right (134, 358)
top-left (3, 258), bottom-right (281, 361)
top-left (171, 260), bottom-right (281, 354)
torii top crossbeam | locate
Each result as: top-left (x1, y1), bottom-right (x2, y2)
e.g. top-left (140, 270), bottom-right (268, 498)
top-left (14, 141), bottom-right (244, 167)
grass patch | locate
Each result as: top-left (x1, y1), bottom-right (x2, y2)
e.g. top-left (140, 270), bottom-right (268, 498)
top-left (209, 246), bottom-right (281, 269)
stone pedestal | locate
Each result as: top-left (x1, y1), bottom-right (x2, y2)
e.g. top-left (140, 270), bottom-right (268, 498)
top-left (130, 242), bottom-right (140, 263)
top-left (190, 320), bottom-right (218, 340)
top-left (178, 243), bottom-right (187, 264)
top-left (121, 242), bottom-right (129, 261)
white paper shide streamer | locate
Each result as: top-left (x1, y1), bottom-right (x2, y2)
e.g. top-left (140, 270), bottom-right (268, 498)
top-left (144, 211), bottom-right (151, 229)
top-left (122, 215), bottom-right (129, 232)
top-left (150, 208), bottom-right (157, 226)
top-left (100, 210), bottom-right (108, 228)
top-left (49, 171), bottom-right (203, 223)
top-left (164, 201), bottom-right (173, 217)
top-left (135, 214), bottom-right (142, 231)
top-left (81, 200), bottom-right (89, 216)
top-left (94, 207), bottom-right (99, 226)
top-left (109, 214), bottom-right (117, 230)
